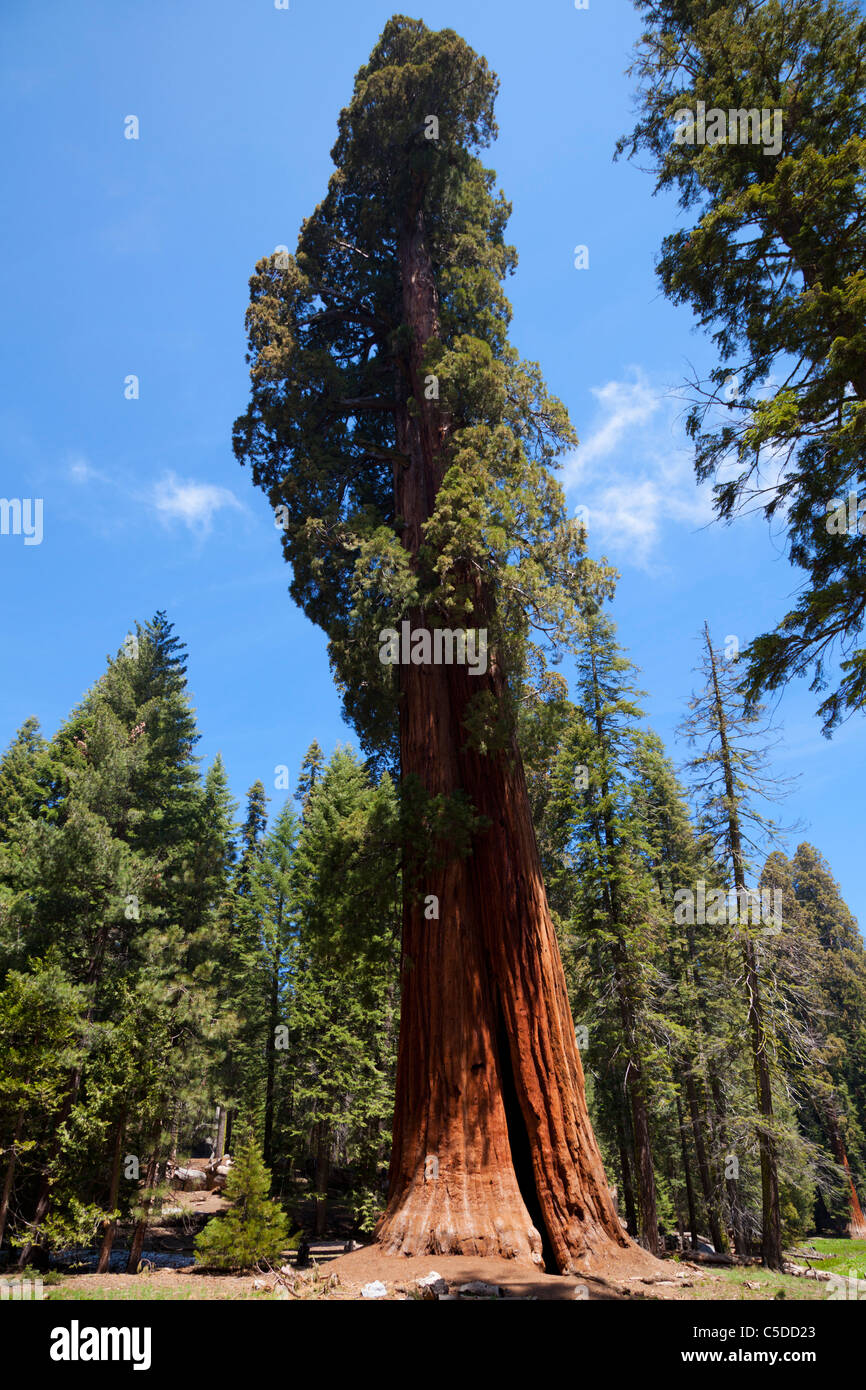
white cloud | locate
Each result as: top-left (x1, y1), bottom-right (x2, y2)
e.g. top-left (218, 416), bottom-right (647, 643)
top-left (67, 455), bottom-right (100, 483)
top-left (565, 375), bottom-right (660, 473)
top-left (562, 369), bottom-right (713, 569)
top-left (152, 473), bottom-right (243, 534)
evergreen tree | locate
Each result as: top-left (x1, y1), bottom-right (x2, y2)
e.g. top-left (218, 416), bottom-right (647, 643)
top-left (194, 1131), bottom-right (289, 1270)
top-left (232, 14), bottom-right (627, 1268)
top-left (0, 620), bottom-right (228, 1269)
top-left (295, 741), bottom-right (325, 812)
top-left (680, 623), bottom-right (793, 1266)
top-left (788, 844), bottom-right (866, 1231)
top-left (287, 746), bottom-right (399, 1237)
top-left (0, 962), bottom-right (87, 1250)
top-left (629, 731), bottom-right (735, 1255)
top-left (215, 780), bottom-right (271, 1148)
top-left (543, 609), bottom-right (667, 1254)
top-left (0, 718), bottom-right (50, 847)
top-left (619, 0), bottom-right (866, 729)
top-left (255, 801), bottom-right (298, 1169)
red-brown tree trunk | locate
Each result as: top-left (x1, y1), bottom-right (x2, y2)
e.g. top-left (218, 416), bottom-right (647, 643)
top-left (842, 1149), bottom-right (866, 1239)
top-left (126, 1133), bottom-right (160, 1274)
top-left (373, 198), bottom-right (647, 1275)
top-left (684, 1068), bottom-right (727, 1254)
top-left (96, 1110), bottom-right (126, 1274)
top-left (705, 628), bottom-right (782, 1269)
top-left (314, 1122), bottom-right (330, 1239)
top-left (674, 1092), bottom-right (698, 1250)
top-left (615, 1103), bottom-right (639, 1238)
top-left (828, 1119), bottom-right (866, 1239)
top-left (0, 1114), bottom-right (22, 1248)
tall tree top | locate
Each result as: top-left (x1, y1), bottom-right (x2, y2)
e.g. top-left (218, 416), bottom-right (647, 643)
top-left (233, 15), bottom-right (608, 759)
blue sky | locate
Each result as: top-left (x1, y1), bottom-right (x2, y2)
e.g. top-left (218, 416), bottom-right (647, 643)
top-left (1, 0), bottom-right (863, 926)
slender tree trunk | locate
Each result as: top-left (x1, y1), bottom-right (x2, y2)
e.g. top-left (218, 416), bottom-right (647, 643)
top-left (664, 1146), bottom-right (685, 1254)
top-left (615, 1101), bottom-right (639, 1238)
top-left (827, 1115), bottom-right (866, 1239)
top-left (679, 944), bottom-right (733, 1255)
top-left (708, 1068), bottom-right (749, 1257)
top-left (215, 1105), bottom-right (227, 1160)
top-left (610, 925), bottom-right (658, 1255)
top-left (684, 1069), bottom-right (726, 1253)
top-left (263, 944), bottom-right (281, 1169)
top-left (168, 1102), bottom-right (180, 1168)
top-left (588, 642), bottom-right (659, 1257)
top-left (374, 197), bottom-right (641, 1273)
top-left (706, 626), bottom-right (782, 1269)
top-left (675, 1092), bottom-right (698, 1251)
top-left (0, 1114), bottom-right (22, 1249)
top-left (742, 938), bottom-right (783, 1267)
top-left (97, 1110), bottom-right (126, 1274)
top-left (627, 1070), bottom-right (660, 1255)
top-left (126, 1130), bottom-right (160, 1273)
top-left (314, 1122), bottom-right (330, 1239)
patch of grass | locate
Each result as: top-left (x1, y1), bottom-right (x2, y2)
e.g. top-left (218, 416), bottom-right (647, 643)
top-left (679, 1266), bottom-right (828, 1301)
top-left (804, 1238), bottom-right (866, 1280)
top-left (47, 1283), bottom-right (276, 1302)
top-left (674, 1239), bottom-right (866, 1300)
top-left (10, 1265), bottom-right (63, 1286)
top-left (47, 1288), bottom-right (196, 1302)
top-left (45, 1272), bottom-right (283, 1301)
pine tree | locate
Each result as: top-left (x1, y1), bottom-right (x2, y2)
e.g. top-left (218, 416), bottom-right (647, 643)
top-left (542, 608), bottom-right (667, 1254)
top-left (788, 844), bottom-right (866, 1233)
top-left (215, 781), bottom-right (271, 1148)
top-left (618, 0), bottom-right (866, 729)
top-left (629, 731), bottom-right (734, 1255)
top-left (680, 623), bottom-right (794, 1266)
top-left (0, 962), bottom-right (87, 1250)
top-left (194, 1130), bottom-right (289, 1270)
top-left (255, 801), bottom-right (298, 1169)
top-left (288, 746), bottom-right (399, 1237)
top-left (295, 741), bottom-right (325, 812)
top-left (0, 718), bottom-right (49, 846)
top-left (1, 620), bottom-right (227, 1269)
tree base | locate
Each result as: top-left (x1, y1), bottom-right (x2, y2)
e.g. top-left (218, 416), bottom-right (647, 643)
top-left (374, 1171), bottom-right (657, 1276)
top-left (376, 1171), bottom-right (545, 1264)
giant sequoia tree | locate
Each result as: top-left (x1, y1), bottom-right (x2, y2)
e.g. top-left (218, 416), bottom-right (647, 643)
top-left (233, 16), bottom-right (637, 1270)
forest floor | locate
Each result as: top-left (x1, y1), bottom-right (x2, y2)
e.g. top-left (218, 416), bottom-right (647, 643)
top-left (40, 1236), bottom-right (863, 1301)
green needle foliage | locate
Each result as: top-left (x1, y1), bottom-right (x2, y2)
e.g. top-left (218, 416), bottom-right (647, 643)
top-left (194, 1131), bottom-right (289, 1271)
top-left (233, 15), bottom-right (614, 765)
top-left (619, 0), bottom-right (866, 730)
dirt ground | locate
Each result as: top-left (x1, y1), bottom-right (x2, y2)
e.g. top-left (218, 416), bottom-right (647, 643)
top-left (308, 1246), bottom-right (693, 1299)
top-left (44, 1238), bottom-right (832, 1301)
top-left (40, 1198), bottom-right (839, 1303)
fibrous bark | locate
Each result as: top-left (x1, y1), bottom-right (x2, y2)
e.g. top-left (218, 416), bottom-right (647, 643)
top-left (374, 199), bottom-right (640, 1274)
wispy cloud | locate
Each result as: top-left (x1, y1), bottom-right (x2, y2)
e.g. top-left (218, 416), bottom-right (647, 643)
top-left (561, 369), bottom-right (713, 569)
top-left (67, 454), bottom-right (103, 484)
top-left (152, 473), bottom-right (243, 535)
